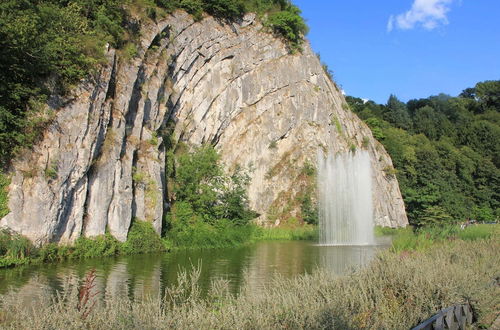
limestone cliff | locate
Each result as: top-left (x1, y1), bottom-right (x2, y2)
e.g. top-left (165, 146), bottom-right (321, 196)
top-left (0, 11), bottom-right (407, 244)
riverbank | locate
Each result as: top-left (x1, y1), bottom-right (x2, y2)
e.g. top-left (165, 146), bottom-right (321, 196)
top-left (0, 223), bottom-right (318, 269)
top-left (375, 224), bottom-right (498, 252)
top-left (0, 236), bottom-right (497, 329)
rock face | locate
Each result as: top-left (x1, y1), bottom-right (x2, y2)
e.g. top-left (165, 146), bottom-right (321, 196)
top-left (0, 11), bottom-right (407, 245)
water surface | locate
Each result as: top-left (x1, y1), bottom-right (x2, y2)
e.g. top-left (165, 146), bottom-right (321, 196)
top-left (0, 238), bottom-right (390, 305)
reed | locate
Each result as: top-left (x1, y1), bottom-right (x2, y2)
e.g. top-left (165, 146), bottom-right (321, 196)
top-left (1, 238), bottom-right (498, 329)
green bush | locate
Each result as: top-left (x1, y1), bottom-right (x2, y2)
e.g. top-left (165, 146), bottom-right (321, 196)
top-left (72, 233), bottom-right (121, 259)
top-left (267, 4), bottom-right (308, 50)
top-left (171, 145), bottom-right (256, 227)
top-left (202, 0), bottom-right (245, 19)
top-left (121, 220), bottom-right (165, 254)
top-left (0, 229), bottom-right (35, 267)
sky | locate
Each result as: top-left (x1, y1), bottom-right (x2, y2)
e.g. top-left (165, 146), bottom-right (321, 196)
top-left (293, 0), bottom-right (500, 104)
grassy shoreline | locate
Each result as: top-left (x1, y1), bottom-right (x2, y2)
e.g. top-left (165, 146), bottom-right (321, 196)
top-left (375, 224), bottom-right (498, 252)
top-left (1, 236), bottom-right (498, 329)
top-left (0, 223), bottom-right (319, 269)
top-left (2, 223), bottom-right (497, 269)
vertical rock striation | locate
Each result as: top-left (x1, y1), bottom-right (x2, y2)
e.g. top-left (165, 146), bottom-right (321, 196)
top-left (0, 11), bottom-right (407, 245)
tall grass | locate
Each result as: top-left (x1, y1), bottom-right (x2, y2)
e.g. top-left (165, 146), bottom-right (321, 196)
top-left (1, 238), bottom-right (498, 329)
top-left (390, 224), bottom-right (498, 252)
top-left (164, 221), bottom-right (258, 250)
top-left (254, 225), bottom-right (318, 241)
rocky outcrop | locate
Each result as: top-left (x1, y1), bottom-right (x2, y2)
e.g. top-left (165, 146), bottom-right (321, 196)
top-left (0, 11), bottom-right (407, 245)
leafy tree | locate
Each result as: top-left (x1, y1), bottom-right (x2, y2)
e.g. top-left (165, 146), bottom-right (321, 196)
top-left (171, 145), bottom-right (256, 226)
top-left (384, 95), bottom-right (412, 130)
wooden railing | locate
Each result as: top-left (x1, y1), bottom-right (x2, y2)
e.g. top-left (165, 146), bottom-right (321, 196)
top-left (412, 304), bottom-right (473, 330)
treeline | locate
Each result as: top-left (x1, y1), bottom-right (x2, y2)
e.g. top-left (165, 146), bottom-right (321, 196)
top-left (0, 0), bottom-right (307, 169)
top-left (347, 81), bottom-right (500, 226)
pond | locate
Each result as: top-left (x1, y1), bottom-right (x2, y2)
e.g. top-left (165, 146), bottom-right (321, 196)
top-left (0, 238), bottom-right (391, 306)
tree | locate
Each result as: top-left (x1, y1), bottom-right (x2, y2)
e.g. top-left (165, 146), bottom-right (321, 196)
top-left (383, 95), bottom-right (412, 130)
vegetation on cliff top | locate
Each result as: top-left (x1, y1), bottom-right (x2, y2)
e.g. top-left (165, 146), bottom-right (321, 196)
top-left (347, 80), bottom-right (500, 226)
top-left (1, 237), bottom-right (498, 329)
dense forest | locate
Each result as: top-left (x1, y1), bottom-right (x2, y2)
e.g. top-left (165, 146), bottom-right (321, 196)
top-left (347, 80), bottom-right (500, 226)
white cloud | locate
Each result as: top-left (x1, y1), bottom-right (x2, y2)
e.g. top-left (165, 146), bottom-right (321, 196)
top-left (387, 0), bottom-right (454, 32)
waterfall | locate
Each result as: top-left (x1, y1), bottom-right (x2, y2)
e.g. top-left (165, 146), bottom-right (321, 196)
top-left (317, 150), bottom-right (375, 245)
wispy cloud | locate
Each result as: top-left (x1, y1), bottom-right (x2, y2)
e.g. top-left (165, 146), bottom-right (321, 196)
top-left (387, 0), bottom-right (454, 32)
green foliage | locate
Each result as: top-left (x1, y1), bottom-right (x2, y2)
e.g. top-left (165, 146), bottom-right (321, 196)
top-left (165, 218), bottom-right (257, 249)
top-left (0, 229), bottom-right (34, 267)
top-left (166, 145), bottom-right (257, 247)
top-left (0, 0), bottom-right (127, 168)
top-left (390, 224), bottom-right (498, 252)
top-left (254, 225), bottom-right (318, 241)
top-left (121, 220), bottom-right (165, 254)
top-left (122, 42), bottom-right (139, 60)
top-left (266, 3), bottom-right (308, 51)
top-left (297, 189), bottom-right (318, 225)
top-left (0, 0), bottom-right (308, 173)
top-left (72, 233), bottom-right (121, 259)
top-left (0, 173), bottom-right (10, 218)
top-left (331, 115), bottom-right (342, 134)
top-left (202, 0), bottom-right (245, 19)
top-left (361, 136), bottom-right (370, 148)
top-left (301, 161), bottom-right (316, 176)
top-left (374, 225), bottom-right (402, 237)
top-left (347, 80), bottom-right (500, 227)
top-left (0, 223), bottom-right (167, 268)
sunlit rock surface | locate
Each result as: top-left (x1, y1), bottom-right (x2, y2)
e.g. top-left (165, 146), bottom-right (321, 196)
top-left (0, 11), bottom-right (407, 244)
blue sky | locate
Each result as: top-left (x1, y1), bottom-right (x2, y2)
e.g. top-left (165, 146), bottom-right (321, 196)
top-left (293, 0), bottom-right (500, 104)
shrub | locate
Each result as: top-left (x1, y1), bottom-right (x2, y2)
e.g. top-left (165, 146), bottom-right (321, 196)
top-left (0, 229), bottom-right (34, 267)
top-left (179, 0), bottom-right (204, 20)
top-left (72, 233), bottom-right (121, 259)
top-left (202, 0), bottom-right (245, 19)
top-left (121, 220), bottom-right (165, 254)
top-left (362, 136), bottom-right (370, 148)
top-left (171, 145), bottom-right (255, 227)
top-left (267, 4), bottom-right (308, 50)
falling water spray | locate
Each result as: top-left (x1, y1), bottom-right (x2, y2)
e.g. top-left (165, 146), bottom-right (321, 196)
top-left (317, 150), bottom-right (375, 245)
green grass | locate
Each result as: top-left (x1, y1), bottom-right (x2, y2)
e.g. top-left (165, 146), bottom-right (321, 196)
top-left (164, 221), bottom-right (258, 250)
top-left (374, 225), bottom-right (405, 236)
top-left (254, 225), bottom-right (318, 241)
top-left (1, 238), bottom-right (498, 329)
top-left (390, 224), bottom-right (498, 252)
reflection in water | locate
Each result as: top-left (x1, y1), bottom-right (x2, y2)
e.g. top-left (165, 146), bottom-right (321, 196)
top-left (318, 245), bottom-right (377, 274)
top-left (0, 239), bottom-right (390, 305)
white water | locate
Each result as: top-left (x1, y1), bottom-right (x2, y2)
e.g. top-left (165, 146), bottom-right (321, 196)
top-left (317, 150), bottom-right (375, 246)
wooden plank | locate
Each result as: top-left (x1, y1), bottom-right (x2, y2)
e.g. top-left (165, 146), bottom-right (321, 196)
top-left (412, 304), bottom-right (474, 330)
